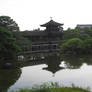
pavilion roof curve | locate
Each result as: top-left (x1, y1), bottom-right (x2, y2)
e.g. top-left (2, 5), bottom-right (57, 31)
top-left (40, 19), bottom-right (63, 27)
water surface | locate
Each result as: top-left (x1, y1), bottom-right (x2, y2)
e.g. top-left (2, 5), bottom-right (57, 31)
top-left (1, 53), bottom-right (92, 91)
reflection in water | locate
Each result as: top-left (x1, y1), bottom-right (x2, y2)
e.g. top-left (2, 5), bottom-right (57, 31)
top-left (61, 54), bottom-right (92, 69)
top-left (43, 54), bottom-right (64, 76)
top-left (0, 68), bottom-right (21, 92)
top-left (2, 53), bottom-right (92, 91)
top-left (22, 53), bottom-right (64, 75)
top-left (20, 53), bottom-right (64, 75)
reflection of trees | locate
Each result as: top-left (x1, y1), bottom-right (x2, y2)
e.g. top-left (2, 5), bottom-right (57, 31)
top-left (0, 68), bottom-right (21, 92)
top-left (82, 55), bottom-right (92, 65)
top-left (61, 55), bottom-right (92, 69)
top-left (0, 59), bottom-right (20, 69)
top-left (43, 53), bottom-right (64, 75)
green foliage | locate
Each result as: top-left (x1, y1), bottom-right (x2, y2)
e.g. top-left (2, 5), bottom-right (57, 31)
top-left (0, 16), bottom-right (19, 32)
top-left (0, 26), bottom-right (19, 61)
top-left (60, 38), bottom-right (83, 54)
top-left (83, 38), bottom-right (92, 54)
top-left (13, 30), bottom-right (32, 52)
top-left (11, 83), bottom-right (90, 92)
top-left (60, 37), bottom-right (92, 55)
top-left (63, 28), bottom-right (90, 40)
top-left (81, 27), bottom-right (92, 37)
top-left (60, 27), bottom-right (92, 55)
top-left (16, 37), bottom-right (32, 52)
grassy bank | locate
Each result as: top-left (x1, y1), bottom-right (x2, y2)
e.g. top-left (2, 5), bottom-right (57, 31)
top-left (12, 87), bottom-right (90, 92)
top-left (11, 83), bottom-right (90, 92)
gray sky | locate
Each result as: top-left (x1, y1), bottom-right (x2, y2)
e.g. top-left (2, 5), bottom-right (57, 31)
top-left (0, 0), bottom-right (92, 31)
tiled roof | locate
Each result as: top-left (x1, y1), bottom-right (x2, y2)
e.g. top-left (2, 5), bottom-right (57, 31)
top-left (40, 19), bottom-right (63, 27)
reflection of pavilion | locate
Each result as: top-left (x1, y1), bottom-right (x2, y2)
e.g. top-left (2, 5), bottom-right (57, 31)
top-left (43, 64), bottom-right (64, 76)
top-left (43, 54), bottom-right (64, 76)
top-left (21, 53), bottom-right (65, 76)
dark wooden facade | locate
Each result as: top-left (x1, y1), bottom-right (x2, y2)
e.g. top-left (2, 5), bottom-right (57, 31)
top-left (21, 19), bottom-right (63, 52)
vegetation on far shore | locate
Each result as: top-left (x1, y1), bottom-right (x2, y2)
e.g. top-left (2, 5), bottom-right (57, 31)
top-left (60, 27), bottom-right (92, 55)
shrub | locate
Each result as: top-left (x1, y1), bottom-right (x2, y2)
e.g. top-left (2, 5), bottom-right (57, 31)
top-left (60, 38), bottom-right (83, 54)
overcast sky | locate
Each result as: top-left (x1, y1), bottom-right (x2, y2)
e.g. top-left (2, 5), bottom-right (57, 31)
top-left (0, 0), bottom-right (92, 31)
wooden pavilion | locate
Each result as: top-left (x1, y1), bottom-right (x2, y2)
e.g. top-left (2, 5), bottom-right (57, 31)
top-left (21, 19), bottom-right (64, 52)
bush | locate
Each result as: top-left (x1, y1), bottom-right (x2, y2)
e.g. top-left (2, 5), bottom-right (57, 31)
top-left (60, 38), bottom-right (83, 54)
top-left (11, 83), bottom-right (90, 92)
top-left (0, 26), bottom-right (20, 61)
top-left (83, 38), bottom-right (92, 54)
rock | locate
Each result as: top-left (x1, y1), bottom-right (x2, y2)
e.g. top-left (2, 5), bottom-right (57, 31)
top-left (3, 63), bottom-right (13, 69)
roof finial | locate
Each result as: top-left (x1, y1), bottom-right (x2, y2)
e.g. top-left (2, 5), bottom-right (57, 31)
top-left (50, 17), bottom-right (53, 20)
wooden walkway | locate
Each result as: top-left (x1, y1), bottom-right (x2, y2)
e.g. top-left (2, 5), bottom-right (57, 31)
top-left (18, 49), bottom-right (60, 55)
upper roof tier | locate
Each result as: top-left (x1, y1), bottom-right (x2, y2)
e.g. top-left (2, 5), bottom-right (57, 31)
top-left (40, 19), bottom-right (63, 27)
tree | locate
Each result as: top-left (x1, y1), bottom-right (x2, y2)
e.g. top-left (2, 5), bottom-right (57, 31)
top-left (16, 37), bottom-right (32, 52)
top-left (0, 15), bottom-right (32, 52)
top-left (0, 16), bottom-right (19, 32)
top-left (62, 28), bottom-right (90, 40)
top-left (60, 38), bottom-right (83, 54)
top-left (83, 38), bottom-right (92, 54)
top-left (0, 26), bottom-right (19, 61)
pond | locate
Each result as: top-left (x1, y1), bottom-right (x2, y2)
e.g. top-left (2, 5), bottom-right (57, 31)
top-left (1, 53), bottom-right (92, 92)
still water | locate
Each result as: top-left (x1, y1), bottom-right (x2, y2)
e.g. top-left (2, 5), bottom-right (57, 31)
top-left (1, 53), bottom-right (92, 92)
